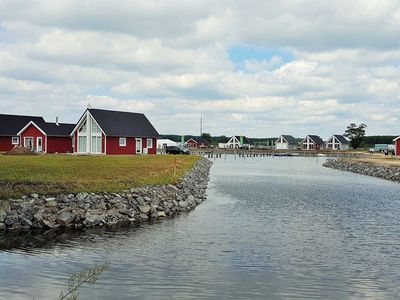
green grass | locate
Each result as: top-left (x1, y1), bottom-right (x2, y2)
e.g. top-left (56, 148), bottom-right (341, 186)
top-left (0, 155), bottom-right (200, 200)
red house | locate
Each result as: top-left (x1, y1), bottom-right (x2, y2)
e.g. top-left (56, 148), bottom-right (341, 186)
top-left (17, 120), bottom-right (75, 153)
top-left (70, 108), bottom-right (159, 155)
top-left (394, 136), bottom-right (400, 156)
top-left (0, 114), bottom-right (45, 152)
top-left (185, 137), bottom-right (209, 148)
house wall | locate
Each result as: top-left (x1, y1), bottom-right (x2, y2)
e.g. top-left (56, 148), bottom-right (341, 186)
top-left (105, 137), bottom-right (156, 155)
top-left (186, 140), bottom-right (198, 148)
top-left (47, 137), bottom-right (73, 153)
top-left (396, 140), bottom-right (400, 156)
top-left (0, 136), bottom-right (14, 152)
top-left (20, 124), bottom-right (46, 152)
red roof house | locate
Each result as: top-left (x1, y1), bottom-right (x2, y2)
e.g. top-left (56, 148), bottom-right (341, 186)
top-left (70, 108), bottom-right (159, 155)
top-left (17, 120), bottom-right (75, 153)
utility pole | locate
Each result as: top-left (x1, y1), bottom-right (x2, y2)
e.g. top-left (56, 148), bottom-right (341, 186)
top-left (200, 115), bottom-right (203, 137)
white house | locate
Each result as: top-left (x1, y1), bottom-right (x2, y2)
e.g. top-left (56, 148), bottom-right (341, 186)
top-left (275, 135), bottom-right (297, 150)
top-left (302, 135), bottom-right (324, 150)
top-left (326, 135), bottom-right (350, 150)
top-left (224, 136), bottom-right (253, 149)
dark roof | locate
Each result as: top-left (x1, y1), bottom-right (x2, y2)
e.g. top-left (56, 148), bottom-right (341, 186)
top-left (281, 135), bottom-right (297, 144)
top-left (0, 114), bottom-right (45, 136)
top-left (187, 137), bottom-right (209, 144)
top-left (88, 108), bottom-right (159, 138)
top-left (334, 134), bottom-right (350, 144)
top-left (36, 121), bottom-right (75, 137)
top-left (307, 135), bottom-right (324, 145)
top-left (234, 136), bottom-right (253, 145)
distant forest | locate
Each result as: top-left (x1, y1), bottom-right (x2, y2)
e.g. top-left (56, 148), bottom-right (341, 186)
top-left (160, 134), bottom-right (396, 148)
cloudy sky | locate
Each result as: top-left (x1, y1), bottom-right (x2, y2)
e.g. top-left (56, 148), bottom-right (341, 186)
top-left (0, 0), bottom-right (399, 137)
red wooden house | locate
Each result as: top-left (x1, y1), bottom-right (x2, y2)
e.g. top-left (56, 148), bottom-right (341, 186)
top-left (185, 137), bottom-right (209, 148)
top-left (70, 108), bottom-right (159, 155)
top-left (0, 114), bottom-right (45, 152)
top-left (394, 136), bottom-right (400, 156)
top-left (17, 120), bottom-right (75, 153)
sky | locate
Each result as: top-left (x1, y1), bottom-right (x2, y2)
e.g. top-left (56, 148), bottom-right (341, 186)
top-left (0, 0), bottom-right (399, 138)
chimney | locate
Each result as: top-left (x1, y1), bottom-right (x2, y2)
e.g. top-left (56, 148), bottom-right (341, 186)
top-left (56, 116), bottom-right (59, 126)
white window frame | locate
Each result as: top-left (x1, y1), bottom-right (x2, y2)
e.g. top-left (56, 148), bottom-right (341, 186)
top-left (147, 138), bottom-right (153, 148)
top-left (119, 137), bottom-right (127, 147)
top-left (11, 136), bottom-right (19, 145)
top-left (24, 137), bottom-right (34, 150)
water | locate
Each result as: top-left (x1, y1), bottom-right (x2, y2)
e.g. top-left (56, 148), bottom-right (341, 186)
top-left (1, 157), bottom-right (400, 299)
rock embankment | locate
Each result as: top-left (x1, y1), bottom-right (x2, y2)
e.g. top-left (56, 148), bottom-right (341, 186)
top-left (323, 158), bottom-right (400, 183)
top-left (0, 158), bottom-right (212, 231)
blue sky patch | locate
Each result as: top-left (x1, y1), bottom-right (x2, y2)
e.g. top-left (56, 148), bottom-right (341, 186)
top-left (228, 46), bottom-right (293, 71)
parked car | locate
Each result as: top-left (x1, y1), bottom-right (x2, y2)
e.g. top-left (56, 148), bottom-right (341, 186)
top-left (166, 146), bottom-right (190, 155)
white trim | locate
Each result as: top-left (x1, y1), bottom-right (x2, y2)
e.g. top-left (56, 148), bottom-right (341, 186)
top-left (119, 137), bottom-right (126, 147)
top-left (393, 136), bottom-right (400, 142)
top-left (36, 137), bottom-right (43, 152)
top-left (70, 110), bottom-right (106, 137)
top-left (11, 136), bottom-right (19, 145)
top-left (147, 138), bottom-right (153, 148)
top-left (17, 121), bottom-right (47, 136)
top-left (24, 137), bottom-right (34, 150)
top-left (136, 138), bottom-right (142, 154)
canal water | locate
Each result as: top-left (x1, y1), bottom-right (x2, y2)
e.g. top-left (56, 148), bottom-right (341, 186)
top-left (1, 157), bottom-right (400, 299)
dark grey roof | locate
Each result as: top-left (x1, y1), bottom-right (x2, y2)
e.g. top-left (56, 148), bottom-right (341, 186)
top-left (307, 135), bottom-right (324, 145)
top-left (0, 114), bottom-right (45, 136)
top-left (281, 135), bottom-right (297, 144)
top-left (36, 121), bottom-right (75, 137)
top-left (234, 136), bottom-right (253, 145)
top-left (334, 134), bottom-right (350, 144)
top-left (88, 108), bottom-right (159, 138)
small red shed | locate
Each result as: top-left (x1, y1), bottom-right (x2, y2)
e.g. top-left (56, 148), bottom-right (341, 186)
top-left (17, 121), bottom-right (75, 153)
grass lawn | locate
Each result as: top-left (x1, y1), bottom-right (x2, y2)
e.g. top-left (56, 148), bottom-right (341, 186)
top-left (0, 155), bottom-right (200, 200)
top-left (346, 154), bottom-right (400, 167)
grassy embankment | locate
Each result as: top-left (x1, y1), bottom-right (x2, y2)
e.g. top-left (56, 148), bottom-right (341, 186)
top-left (345, 153), bottom-right (400, 167)
top-left (0, 155), bottom-right (200, 200)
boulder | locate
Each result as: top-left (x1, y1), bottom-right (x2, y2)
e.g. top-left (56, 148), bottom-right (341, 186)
top-left (139, 205), bottom-right (151, 214)
top-left (21, 218), bottom-right (33, 227)
top-left (56, 212), bottom-right (76, 226)
top-left (0, 211), bottom-right (7, 223)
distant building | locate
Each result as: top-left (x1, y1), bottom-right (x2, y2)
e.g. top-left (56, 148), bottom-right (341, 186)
top-left (225, 136), bottom-right (253, 149)
top-left (157, 139), bottom-right (179, 149)
top-left (394, 137), bottom-right (400, 156)
top-left (326, 135), bottom-right (350, 150)
top-left (302, 135), bottom-right (324, 150)
top-left (185, 137), bottom-right (209, 148)
top-left (275, 135), bottom-right (297, 150)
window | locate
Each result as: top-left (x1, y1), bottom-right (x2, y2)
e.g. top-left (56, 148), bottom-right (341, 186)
top-left (91, 136), bottom-right (102, 153)
top-left (78, 136), bottom-right (87, 152)
top-left (119, 138), bottom-right (126, 147)
top-left (12, 137), bottom-right (19, 145)
top-left (78, 120), bottom-right (87, 133)
top-left (147, 138), bottom-right (153, 148)
top-left (91, 118), bottom-right (101, 134)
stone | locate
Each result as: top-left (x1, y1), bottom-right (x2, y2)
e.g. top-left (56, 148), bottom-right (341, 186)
top-left (21, 218), bottom-right (32, 227)
top-left (10, 203), bottom-right (23, 210)
top-left (31, 193), bottom-right (39, 199)
top-left (138, 213), bottom-right (148, 220)
top-left (42, 219), bottom-right (60, 228)
top-left (157, 211), bottom-right (166, 218)
top-left (56, 212), bottom-right (76, 226)
top-left (45, 201), bottom-right (57, 207)
top-left (0, 211), bottom-right (7, 223)
top-left (139, 205), bottom-right (151, 214)
top-left (119, 209), bottom-right (135, 218)
top-left (0, 223), bottom-right (5, 230)
top-left (187, 195), bottom-right (195, 202)
top-left (45, 197), bottom-right (56, 202)
top-left (178, 201), bottom-right (188, 209)
top-left (4, 215), bottom-right (18, 226)
top-left (76, 192), bottom-right (89, 201)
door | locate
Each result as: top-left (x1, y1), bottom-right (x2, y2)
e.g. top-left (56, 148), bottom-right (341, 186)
top-left (136, 138), bottom-right (142, 154)
top-left (37, 137), bottom-right (43, 152)
top-left (24, 137), bottom-right (34, 151)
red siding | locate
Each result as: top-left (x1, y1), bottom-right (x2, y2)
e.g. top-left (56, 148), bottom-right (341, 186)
top-left (73, 131), bottom-right (78, 153)
top-left (102, 134), bottom-right (105, 154)
top-left (147, 138), bottom-right (157, 154)
top-left (396, 140), bottom-right (400, 156)
top-left (47, 137), bottom-right (73, 153)
top-left (0, 136), bottom-right (14, 152)
top-left (187, 140), bottom-right (198, 148)
top-left (20, 124), bottom-right (46, 153)
top-left (106, 137), bottom-right (135, 155)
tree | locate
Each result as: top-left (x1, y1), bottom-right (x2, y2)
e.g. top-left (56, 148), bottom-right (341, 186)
top-left (344, 123), bottom-right (367, 149)
top-left (201, 132), bottom-right (212, 143)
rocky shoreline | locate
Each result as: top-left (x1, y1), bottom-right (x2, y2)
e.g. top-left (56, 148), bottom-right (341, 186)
top-left (0, 158), bottom-right (213, 232)
top-left (323, 158), bottom-right (400, 183)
